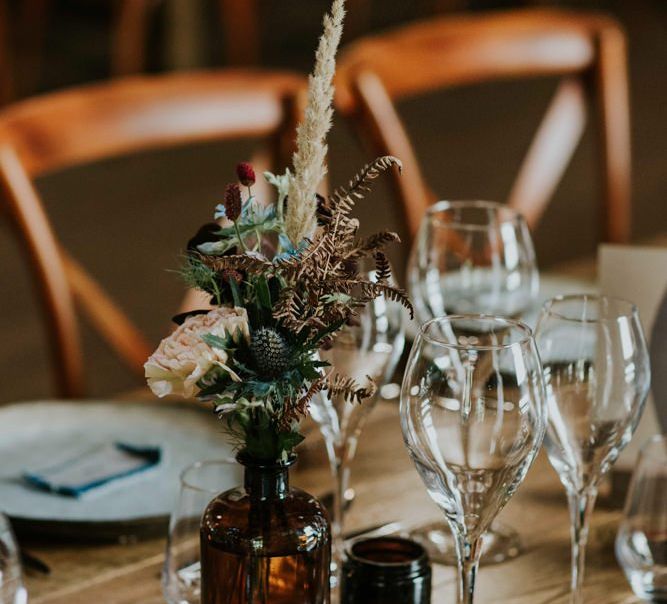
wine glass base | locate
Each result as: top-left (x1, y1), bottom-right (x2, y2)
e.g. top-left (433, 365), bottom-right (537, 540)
top-left (409, 521), bottom-right (522, 566)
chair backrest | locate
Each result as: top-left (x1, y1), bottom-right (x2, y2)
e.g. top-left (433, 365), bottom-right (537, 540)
top-left (0, 70), bottom-right (305, 398)
top-left (336, 8), bottom-right (631, 246)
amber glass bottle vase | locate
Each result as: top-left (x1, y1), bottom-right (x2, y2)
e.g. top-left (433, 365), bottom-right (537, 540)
top-left (200, 453), bottom-right (331, 604)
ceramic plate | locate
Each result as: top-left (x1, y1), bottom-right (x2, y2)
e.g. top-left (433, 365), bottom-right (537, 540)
top-left (0, 400), bottom-right (241, 541)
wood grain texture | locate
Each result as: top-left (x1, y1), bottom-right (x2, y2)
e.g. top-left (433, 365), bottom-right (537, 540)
top-left (0, 71), bottom-right (305, 176)
top-left (336, 8), bottom-right (632, 248)
top-left (24, 402), bottom-right (641, 604)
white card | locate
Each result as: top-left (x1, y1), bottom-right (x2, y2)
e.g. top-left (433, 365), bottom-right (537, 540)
top-left (599, 244), bottom-right (667, 471)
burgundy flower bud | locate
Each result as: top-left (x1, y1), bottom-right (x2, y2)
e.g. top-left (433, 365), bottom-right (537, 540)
top-left (224, 183), bottom-right (242, 221)
top-left (236, 162), bottom-right (256, 187)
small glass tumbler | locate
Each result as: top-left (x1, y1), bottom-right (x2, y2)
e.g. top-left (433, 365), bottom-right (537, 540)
top-left (0, 513), bottom-right (27, 604)
top-left (616, 435), bottom-right (667, 601)
top-left (163, 459), bottom-right (240, 604)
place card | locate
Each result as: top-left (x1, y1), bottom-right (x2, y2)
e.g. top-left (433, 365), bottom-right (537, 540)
top-left (599, 244), bottom-right (667, 480)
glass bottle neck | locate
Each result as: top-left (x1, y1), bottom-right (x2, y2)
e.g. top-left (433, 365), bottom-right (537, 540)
top-left (241, 456), bottom-right (293, 501)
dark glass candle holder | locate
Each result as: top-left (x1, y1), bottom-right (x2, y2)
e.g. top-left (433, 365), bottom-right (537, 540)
top-left (342, 536), bottom-right (431, 604)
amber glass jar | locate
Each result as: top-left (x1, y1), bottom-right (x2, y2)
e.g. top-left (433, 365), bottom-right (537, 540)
top-left (200, 453), bottom-right (331, 604)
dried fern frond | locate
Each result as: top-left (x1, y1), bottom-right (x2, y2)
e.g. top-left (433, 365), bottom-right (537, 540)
top-left (351, 231), bottom-right (401, 256)
top-left (374, 252), bottom-right (392, 285)
top-left (325, 373), bottom-right (377, 404)
top-left (361, 281), bottom-right (414, 319)
top-left (201, 254), bottom-right (273, 274)
top-left (328, 156), bottom-right (403, 218)
top-left (293, 377), bottom-right (326, 419)
top-left (273, 287), bottom-right (305, 329)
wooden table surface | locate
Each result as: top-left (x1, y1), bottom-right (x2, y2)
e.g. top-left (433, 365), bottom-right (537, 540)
top-left (24, 237), bottom-right (667, 604)
top-left (23, 400), bottom-right (641, 604)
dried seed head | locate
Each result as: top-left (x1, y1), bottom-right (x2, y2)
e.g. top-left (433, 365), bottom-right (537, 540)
top-left (224, 183), bottom-right (242, 221)
top-left (250, 327), bottom-right (291, 377)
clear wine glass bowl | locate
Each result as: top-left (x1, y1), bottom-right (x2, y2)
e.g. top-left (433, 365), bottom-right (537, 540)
top-left (616, 435), bottom-right (667, 601)
top-left (401, 315), bottom-right (547, 603)
top-left (535, 294), bottom-right (651, 604)
top-left (406, 200), bottom-right (539, 565)
top-left (408, 200), bottom-right (538, 325)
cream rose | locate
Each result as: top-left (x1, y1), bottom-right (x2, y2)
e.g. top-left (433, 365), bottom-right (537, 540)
top-left (144, 307), bottom-right (249, 399)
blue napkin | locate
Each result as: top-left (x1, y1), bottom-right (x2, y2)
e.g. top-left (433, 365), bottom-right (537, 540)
top-left (23, 442), bottom-right (162, 498)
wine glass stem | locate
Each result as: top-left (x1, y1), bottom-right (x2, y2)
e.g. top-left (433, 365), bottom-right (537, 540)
top-left (331, 458), bottom-right (348, 568)
top-left (455, 534), bottom-right (483, 604)
top-left (325, 438), bottom-right (352, 604)
top-left (567, 489), bottom-right (597, 604)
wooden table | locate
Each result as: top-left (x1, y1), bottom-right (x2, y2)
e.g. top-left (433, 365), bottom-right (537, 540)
top-left (23, 401), bottom-right (641, 604)
top-left (25, 235), bottom-right (667, 603)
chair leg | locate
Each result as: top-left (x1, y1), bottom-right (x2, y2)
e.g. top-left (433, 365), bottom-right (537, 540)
top-left (218, 0), bottom-right (260, 65)
top-left (111, 0), bottom-right (162, 76)
top-left (0, 144), bottom-right (85, 398)
top-left (595, 20), bottom-right (632, 244)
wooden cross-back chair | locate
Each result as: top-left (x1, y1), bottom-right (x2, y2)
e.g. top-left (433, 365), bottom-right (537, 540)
top-left (336, 8), bottom-right (631, 246)
top-left (0, 70), bottom-right (305, 399)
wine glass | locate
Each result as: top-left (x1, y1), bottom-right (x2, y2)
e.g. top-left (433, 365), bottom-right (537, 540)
top-left (310, 267), bottom-right (405, 596)
top-left (0, 513), bottom-right (27, 604)
top-left (406, 200), bottom-right (539, 564)
top-left (401, 315), bottom-right (547, 603)
top-left (408, 200), bottom-right (538, 324)
top-left (616, 435), bottom-right (667, 601)
top-left (163, 459), bottom-right (240, 604)
top-left (535, 295), bottom-right (651, 604)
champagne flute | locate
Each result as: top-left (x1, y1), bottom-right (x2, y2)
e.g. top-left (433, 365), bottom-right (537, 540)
top-left (535, 295), bottom-right (651, 604)
top-left (406, 200), bottom-right (539, 564)
top-left (401, 315), bottom-right (547, 603)
top-left (310, 267), bottom-right (405, 596)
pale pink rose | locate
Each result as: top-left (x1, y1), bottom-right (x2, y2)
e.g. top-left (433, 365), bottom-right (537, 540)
top-left (144, 307), bottom-right (249, 399)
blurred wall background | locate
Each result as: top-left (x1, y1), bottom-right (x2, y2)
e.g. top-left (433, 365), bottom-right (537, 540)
top-left (0, 0), bottom-right (665, 402)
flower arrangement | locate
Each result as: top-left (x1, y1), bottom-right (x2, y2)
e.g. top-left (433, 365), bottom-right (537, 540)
top-left (145, 0), bottom-right (413, 462)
